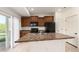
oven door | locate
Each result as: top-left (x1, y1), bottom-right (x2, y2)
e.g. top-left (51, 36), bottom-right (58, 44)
top-left (31, 28), bottom-right (38, 33)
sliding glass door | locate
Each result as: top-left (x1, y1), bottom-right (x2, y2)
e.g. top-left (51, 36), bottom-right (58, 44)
top-left (0, 14), bottom-right (10, 51)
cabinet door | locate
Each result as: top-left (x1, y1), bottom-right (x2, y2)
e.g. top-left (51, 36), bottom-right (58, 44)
top-left (31, 16), bottom-right (38, 22)
top-left (44, 16), bottom-right (54, 22)
top-left (38, 17), bottom-right (44, 26)
top-left (21, 17), bottom-right (30, 27)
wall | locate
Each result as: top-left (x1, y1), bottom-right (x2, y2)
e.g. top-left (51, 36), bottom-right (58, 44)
top-left (12, 17), bottom-right (20, 46)
top-left (62, 8), bottom-right (79, 35)
top-left (55, 7), bottom-right (79, 47)
top-left (13, 17), bottom-right (20, 41)
top-left (55, 11), bottom-right (65, 34)
top-left (55, 7), bottom-right (79, 35)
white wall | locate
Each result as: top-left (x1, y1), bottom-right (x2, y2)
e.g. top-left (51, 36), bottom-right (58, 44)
top-left (55, 7), bottom-right (79, 47)
top-left (11, 18), bottom-right (21, 48)
top-left (62, 8), bottom-right (79, 36)
top-left (55, 11), bottom-right (65, 34)
top-left (55, 7), bottom-right (79, 35)
top-left (13, 17), bottom-right (20, 41)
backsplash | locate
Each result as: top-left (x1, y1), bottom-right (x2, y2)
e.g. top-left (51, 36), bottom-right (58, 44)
top-left (21, 27), bottom-right (45, 31)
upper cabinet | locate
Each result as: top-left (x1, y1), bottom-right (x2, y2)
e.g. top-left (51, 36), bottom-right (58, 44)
top-left (30, 16), bottom-right (38, 22)
top-left (38, 17), bottom-right (44, 26)
top-left (21, 16), bottom-right (54, 27)
top-left (44, 16), bottom-right (54, 22)
top-left (21, 17), bottom-right (30, 27)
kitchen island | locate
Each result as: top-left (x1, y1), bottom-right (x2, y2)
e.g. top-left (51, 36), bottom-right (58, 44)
top-left (9, 33), bottom-right (75, 52)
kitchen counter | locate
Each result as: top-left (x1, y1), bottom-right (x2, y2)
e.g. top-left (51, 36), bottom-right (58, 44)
top-left (8, 33), bottom-right (75, 52)
top-left (16, 33), bottom-right (74, 43)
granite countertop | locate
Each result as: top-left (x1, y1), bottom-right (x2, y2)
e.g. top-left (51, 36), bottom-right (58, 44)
top-left (15, 33), bottom-right (75, 43)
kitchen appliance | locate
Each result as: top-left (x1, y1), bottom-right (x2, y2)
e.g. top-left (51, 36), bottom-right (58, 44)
top-left (31, 28), bottom-right (38, 33)
top-left (30, 22), bottom-right (38, 27)
top-left (44, 22), bottom-right (55, 33)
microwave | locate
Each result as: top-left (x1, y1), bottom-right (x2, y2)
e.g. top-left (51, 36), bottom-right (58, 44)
top-left (30, 22), bottom-right (38, 27)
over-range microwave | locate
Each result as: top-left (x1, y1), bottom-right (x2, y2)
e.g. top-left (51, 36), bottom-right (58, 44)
top-left (30, 22), bottom-right (38, 27)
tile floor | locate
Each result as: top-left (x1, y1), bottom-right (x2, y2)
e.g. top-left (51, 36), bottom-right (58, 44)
top-left (0, 42), bottom-right (79, 52)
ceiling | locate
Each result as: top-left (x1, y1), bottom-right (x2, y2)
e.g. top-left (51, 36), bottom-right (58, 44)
top-left (9, 7), bottom-right (64, 16)
top-left (27, 7), bottom-right (55, 16)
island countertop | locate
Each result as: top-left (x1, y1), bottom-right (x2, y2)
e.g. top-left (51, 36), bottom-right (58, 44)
top-left (15, 33), bottom-right (75, 43)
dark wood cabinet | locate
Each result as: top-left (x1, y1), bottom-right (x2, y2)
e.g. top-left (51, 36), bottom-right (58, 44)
top-left (44, 16), bottom-right (54, 22)
top-left (30, 16), bottom-right (38, 22)
top-left (38, 17), bottom-right (44, 26)
top-left (21, 16), bottom-right (54, 27)
top-left (21, 17), bottom-right (30, 27)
